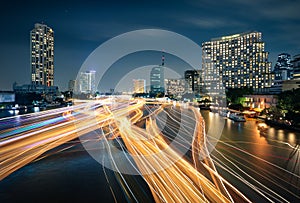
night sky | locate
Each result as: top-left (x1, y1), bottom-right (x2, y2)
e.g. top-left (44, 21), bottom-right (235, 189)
top-left (0, 0), bottom-right (299, 91)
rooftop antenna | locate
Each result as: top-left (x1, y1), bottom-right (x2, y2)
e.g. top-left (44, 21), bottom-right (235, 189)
top-left (161, 50), bottom-right (165, 66)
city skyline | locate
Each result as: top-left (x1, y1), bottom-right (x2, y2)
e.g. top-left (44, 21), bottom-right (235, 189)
top-left (0, 0), bottom-right (300, 91)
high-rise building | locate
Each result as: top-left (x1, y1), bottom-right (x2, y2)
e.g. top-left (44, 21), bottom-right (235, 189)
top-left (133, 79), bottom-right (146, 93)
top-left (150, 53), bottom-right (165, 94)
top-left (202, 31), bottom-right (272, 96)
top-left (78, 70), bottom-right (96, 94)
top-left (30, 23), bottom-right (54, 86)
top-left (184, 70), bottom-right (202, 94)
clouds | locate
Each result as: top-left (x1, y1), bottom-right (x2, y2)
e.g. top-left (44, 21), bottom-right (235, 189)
top-left (180, 17), bottom-right (246, 29)
top-left (0, 0), bottom-right (299, 90)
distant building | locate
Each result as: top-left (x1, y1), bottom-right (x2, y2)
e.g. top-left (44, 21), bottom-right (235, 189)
top-left (68, 80), bottom-right (76, 92)
top-left (165, 78), bottom-right (185, 98)
top-left (77, 70), bottom-right (96, 94)
top-left (202, 31), bottom-right (272, 96)
top-left (0, 91), bottom-right (15, 104)
top-left (133, 79), bottom-right (146, 93)
top-left (272, 53), bottom-right (293, 81)
top-left (184, 70), bottom-right (201, 95)
top-left (30, 23), bottom-right (54, 86)
top-left (269, 53), bottom-right (294, 94)
top-left (292, 54), bottom-right (300, 80)
top-left (150, 53), bottom-right (165, 94)
top-left (13, 84), bottom-right (59, 95)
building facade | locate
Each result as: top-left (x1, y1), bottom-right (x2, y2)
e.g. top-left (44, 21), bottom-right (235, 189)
top-left (133, 79), bottom-right (146, 93)
top-left (77, 70), bottom-right (96, 94)
top-left (202, 31), bottom-right (272, 96)
top-left (244, 94), bottom-right (278, 111)
top-left (292, 54), bottom-right (300, 80)
top-left (272, 53), bottom-right (293, 81)
top-left (269, 53), bottom-right (294, 94)
top-left (150, 66), bottom-right (164, 94)
top-left (30, 23), bottom-right (54, 86)
top-left (68, 80), bottom-right (76, 92)
top-left (184, 70), bottom-right (202, 95)
top-left (165, 78), bottom-right (185, 98)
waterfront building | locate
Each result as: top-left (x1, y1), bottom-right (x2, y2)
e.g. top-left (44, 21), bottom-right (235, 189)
top-left (133, 79), bottom-right (146, 93)
top-left (0, 91), bottom-right (15, 104)
top-left (13, 84), bottom-right (59, 95)
top-left (202, 31), bottom-right (272, 96)
top-left (244, 94), bottom-right (278, 111)
top-left (77, 70), bottom-right (96, 94)
top-left (30, 23), bottom-right (54, 86)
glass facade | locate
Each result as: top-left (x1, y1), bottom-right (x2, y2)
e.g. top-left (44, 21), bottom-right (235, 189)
top-left (150, 66), bottom-right (164, 94)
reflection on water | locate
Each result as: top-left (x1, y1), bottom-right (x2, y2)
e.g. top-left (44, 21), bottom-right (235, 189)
top-left (201, 110), bottom-right (300, 202)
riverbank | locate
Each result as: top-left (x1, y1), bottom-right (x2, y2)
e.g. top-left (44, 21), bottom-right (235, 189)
top-left (265, 119), bottom-right (300, 132)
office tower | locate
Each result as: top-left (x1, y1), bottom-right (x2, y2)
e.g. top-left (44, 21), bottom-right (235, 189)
top-left (150, 53), bottom-right (165, 94)
top-left (202, 31), bottom-right (272, 96)
top-left (184, 70), bottom-right (202, 94)
top-left (78, 70), bottom-right (96, 94)
top-left (273, 53), bottom-right (293, 81)
top-left (30, 23), bottom-right (54, 86)
top-left (133, 79), bottom-right (146, 93)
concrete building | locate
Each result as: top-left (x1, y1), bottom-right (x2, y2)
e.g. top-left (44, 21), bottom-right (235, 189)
top-left (77, 70), bottom-right (96, 94)
top-left (292, 54), bottom-right (300, 80)
top-left (30, 23), bottom-right (54, 86)
top-left (133, 79), bottom-right (146, 93)
top-left (13, 84), bottom-right (59, 95)
top-left (68, 80), bottom-right (76, 92)
top-left (165, 78), bottom-right (185, 98)
top-left (202, 31), bottom-right (272, 96)
top-left (244, 94), bottom-right (278, 111)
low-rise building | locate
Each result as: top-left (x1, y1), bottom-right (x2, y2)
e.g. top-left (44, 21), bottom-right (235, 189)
top-left (244, 94), bottom-right (278, 111)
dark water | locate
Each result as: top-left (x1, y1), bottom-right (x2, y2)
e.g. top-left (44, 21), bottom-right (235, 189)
top-left (1, 110), bottom-right (299, 203)
top-left (201, 110), bottom-right (300, 202)
top-left (0, 142), bottom-right (154, 203)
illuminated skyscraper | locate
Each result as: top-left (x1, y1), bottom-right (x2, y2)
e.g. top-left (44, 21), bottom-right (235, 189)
top-left (133, 79), bottom-right (146, 93)
top-left (202, 31), bottom-right (272, 96)
top-left (30, 23), bottom-right (54, 86)
top-left (150, 53), bottom-right (165, 94)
